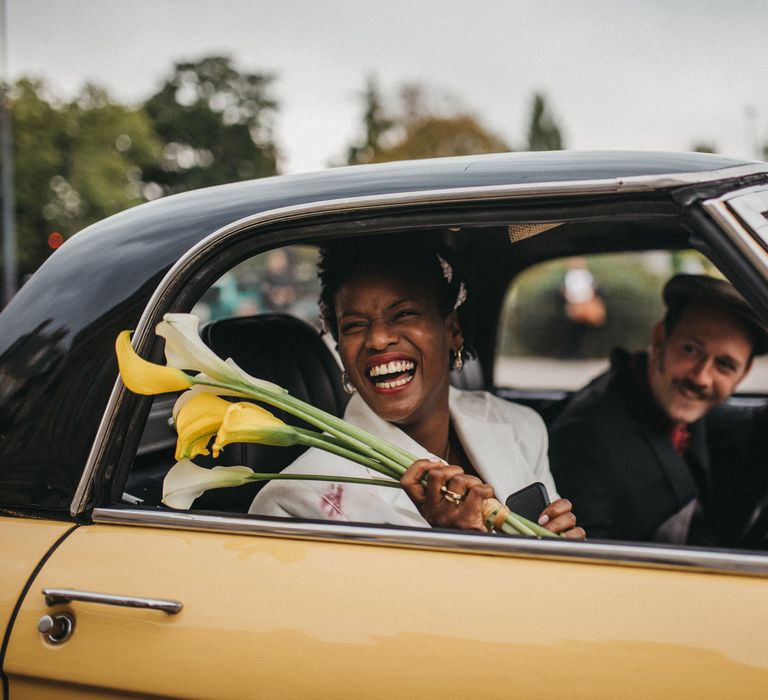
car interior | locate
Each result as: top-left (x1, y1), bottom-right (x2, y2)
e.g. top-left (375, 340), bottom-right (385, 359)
top-left (121, 207), bottom-right (768, 549)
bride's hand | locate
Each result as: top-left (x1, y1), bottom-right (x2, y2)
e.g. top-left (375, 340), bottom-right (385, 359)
top-left (400, 459), bottom-right (495, 531)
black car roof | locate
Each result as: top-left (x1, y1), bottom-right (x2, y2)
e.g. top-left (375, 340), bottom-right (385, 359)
top-left (0, 150), bottom-right (762, 356)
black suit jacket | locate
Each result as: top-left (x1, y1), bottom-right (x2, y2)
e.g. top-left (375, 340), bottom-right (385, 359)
top-left (548, 350), bottom-right (711, 543)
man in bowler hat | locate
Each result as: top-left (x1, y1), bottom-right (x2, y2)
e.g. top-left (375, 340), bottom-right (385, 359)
top-left (548, 274), bottom-right (768, 545)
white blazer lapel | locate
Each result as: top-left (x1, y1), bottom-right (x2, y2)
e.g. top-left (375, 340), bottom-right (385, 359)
top-left (345, 390), bottom-right (543, 515)
top-left (343, 394), bottom-right (435, 514)
top-left (449, 389), bottom-right (537, 501)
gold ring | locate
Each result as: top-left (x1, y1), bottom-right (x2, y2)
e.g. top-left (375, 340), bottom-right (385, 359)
top-left (440, 485), bottom-right (464, 505)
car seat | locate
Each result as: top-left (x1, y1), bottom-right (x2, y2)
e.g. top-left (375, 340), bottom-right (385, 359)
top-left (190, 313), bottom-right (350, 511)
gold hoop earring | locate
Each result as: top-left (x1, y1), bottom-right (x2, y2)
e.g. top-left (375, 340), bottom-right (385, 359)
top-left (342, 371), bottom-right (357, 395)
top-left (453, 344), bottom-right (464, 372)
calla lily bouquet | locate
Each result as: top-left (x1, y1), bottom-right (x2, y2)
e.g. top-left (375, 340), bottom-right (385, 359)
top-left (115, 313), bottom-right (556, 538)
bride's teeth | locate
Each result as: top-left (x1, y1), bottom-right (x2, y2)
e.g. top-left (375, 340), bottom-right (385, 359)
top-left (374, 373), bottom-right (413, 389)
top-left (368, 360), bottom-right (416, 379)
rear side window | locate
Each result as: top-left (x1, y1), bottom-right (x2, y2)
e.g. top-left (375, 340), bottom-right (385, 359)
top-left (494, 250), bottom-right (768, 392)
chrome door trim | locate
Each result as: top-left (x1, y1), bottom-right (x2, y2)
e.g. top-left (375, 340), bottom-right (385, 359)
top-left (72, 163), bottom-right (768, 516)
top-left (92, 507), bottom-right (768, 578)
top-left (43, 587), bottom-right (183, 614)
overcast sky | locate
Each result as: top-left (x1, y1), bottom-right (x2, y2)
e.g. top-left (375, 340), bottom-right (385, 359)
top-left (6, 0), bottom-right (768, 174)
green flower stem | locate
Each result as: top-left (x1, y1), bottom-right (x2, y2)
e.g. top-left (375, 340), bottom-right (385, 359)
top-left (278, 390), bottom-right (414, 470)
top-left (505, 511), bottom-right (558, 538)
top-left (194, 376), bottom-right (414, 471)
top-left (193, 376), bottom-right (561, 539)
top-left (295, 429), bottom-right (403, 480)
top-left (244, 472), bottom-right (401, 489)
top-left (502, 517), bottom-right (536, 537)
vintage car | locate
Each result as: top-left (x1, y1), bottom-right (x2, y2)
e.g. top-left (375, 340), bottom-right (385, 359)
top-left (2, 151), bottom-right (768, 698)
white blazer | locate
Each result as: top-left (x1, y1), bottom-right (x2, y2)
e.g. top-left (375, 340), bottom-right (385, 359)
top-left (249, 387), bottom-right (558, 526)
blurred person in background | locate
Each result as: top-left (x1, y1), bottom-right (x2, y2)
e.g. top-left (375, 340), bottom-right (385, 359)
top-left (561, 257), bottom-right (606, 358)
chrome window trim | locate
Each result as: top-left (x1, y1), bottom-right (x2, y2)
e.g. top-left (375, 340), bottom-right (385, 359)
top-left (729, 191), bottom-right (768, 240)
top-left (614, 162), bottom-right (766, 190)
top-left (73, 163), bottom-right (768, 517)
top-left (92, 507), bottom-right (768, 578)
top-left (703, 185), bottom-right (768, 278)
top-left (706, 184), bottom-right (768, 250)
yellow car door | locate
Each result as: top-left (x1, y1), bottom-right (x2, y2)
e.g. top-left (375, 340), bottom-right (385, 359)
top-left (5, 513), bottom-right (768, 699)
top-left (0, 518), bottom-right (75, 645)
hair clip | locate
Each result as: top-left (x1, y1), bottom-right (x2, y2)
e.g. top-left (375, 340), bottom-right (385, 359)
top-left (437, 254), bottom-right (453, 283)
top-left (454, 281), bottom-right (467, 310)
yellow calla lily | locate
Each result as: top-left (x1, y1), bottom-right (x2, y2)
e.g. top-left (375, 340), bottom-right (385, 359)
top-left (162, 460), bottom-right (255, 509)
top-left (134, 312), bottom-right (547, 536)
top-left (175, 392), bottom-right (232, 461)
top-left (172, 384), bottom-right (250, 423)
top-left (212, 402), bottom-right (299, 457)
top-left (115, 330), bottom-right (193, 395)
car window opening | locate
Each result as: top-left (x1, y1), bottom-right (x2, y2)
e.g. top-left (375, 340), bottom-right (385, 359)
top-left (122, 221), bottom-right (768, 554)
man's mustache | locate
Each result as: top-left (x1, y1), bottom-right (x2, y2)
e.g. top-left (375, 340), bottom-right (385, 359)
top-left (673, 378), bottom-right (716, 401)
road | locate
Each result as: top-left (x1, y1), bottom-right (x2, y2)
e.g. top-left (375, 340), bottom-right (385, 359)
top-left (496, 355), bottom-right (768, 393)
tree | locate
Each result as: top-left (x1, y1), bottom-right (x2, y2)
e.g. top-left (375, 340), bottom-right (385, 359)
top-left (526, 93), bottom-right (564, 151)
top-left (57, 84), bottom-right (161, 235)
top-left (143, 56), bottom-right (279, 194)
top-left (691, 143), bottom-right (717, 154)
top-left (346, 77), bottom-right (393, 165)
top-left (345, 80), bottom-right (510, 165)
top-left (375, 114), bottom-right (510, 161)
top-left (9, 79), bottom-right (66, 275)
top-left (7, 79), bottom-right (161, 276)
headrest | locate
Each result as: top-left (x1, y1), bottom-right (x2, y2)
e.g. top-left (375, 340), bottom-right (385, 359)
top-left (189, 314), bottom-right (349, 511)
top-left (200, 313), bottom-right (349, 417)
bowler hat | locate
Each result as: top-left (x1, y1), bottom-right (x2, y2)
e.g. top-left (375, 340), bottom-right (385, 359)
top-left (663, 274), bottom-right (768, 355)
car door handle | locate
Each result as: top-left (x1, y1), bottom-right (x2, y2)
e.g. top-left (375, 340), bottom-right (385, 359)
top-left (43, 587), bottom-right (183, 614)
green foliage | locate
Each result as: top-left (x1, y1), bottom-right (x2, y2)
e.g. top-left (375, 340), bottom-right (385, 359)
top-left (691, 143), bottom-right (717, 154)
top-left (346, 77), bottom-right (394, 165)
top-left (143, 56), bottom-right (278, 193)
top-left (526, 93), bottom-right (564, 151)
top-left (60, 84), bottom-right (161, 232)
top-left (10, 79), bottom-right (65, 274)
top-left (8, 79), bottom-right (161, 276)
top-left (500, 254), bottom-right (667, 358)
top-left (376, 114), bottom-right (510, 161)
top-left (345, 79), bottom-right (510, 164)
top-left (5, 55), bottom-right (280, 279)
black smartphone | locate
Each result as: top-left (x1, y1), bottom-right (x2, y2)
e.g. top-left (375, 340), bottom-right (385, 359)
top-left (505, 482), bottom-right (550, 522)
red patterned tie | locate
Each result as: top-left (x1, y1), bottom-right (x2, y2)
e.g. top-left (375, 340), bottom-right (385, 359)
top-left (670, 423), bottom-right (691, 454)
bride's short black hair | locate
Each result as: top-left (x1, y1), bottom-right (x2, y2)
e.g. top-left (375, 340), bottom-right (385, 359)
top-left (317, 234), bottom-right (475, 361)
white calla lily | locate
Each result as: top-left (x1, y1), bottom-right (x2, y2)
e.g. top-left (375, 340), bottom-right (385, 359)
top-left (161, 459), bottom-right (255, 509)
top-left (157, 313), bottom-right (284, 394)
top-left (120, 314), bottom-right (556, 537)
top-left (161, 459), bottom-right (400, 511)
top-left (157, 314), bottom-right (237, 380)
